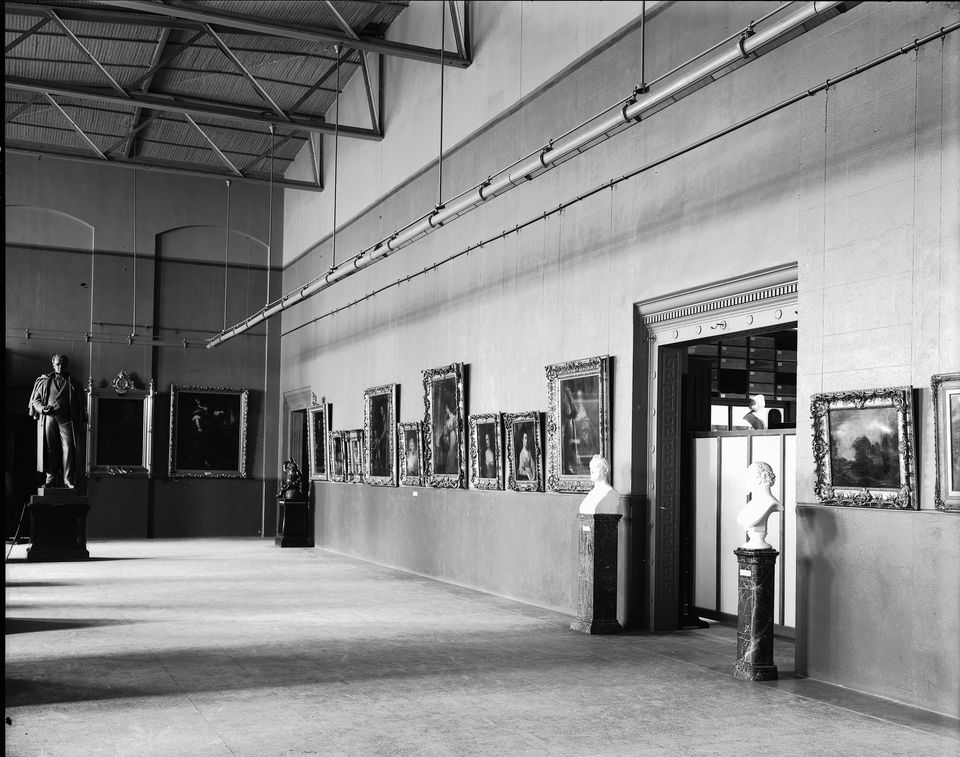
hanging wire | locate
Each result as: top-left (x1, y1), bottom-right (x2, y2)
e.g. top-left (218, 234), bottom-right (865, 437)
top-left (131, 171), bottom-right (137, 340)
top-left (262, 124), bottom-right (275, 538)
top-left (438, 2), bottom-right (445, 206)
top-left (331, 45), bottom-right (341, 271)
top-left (223, 179), bottom-right (231, 331)
top-left (267, 125), bottom-right (274, 307)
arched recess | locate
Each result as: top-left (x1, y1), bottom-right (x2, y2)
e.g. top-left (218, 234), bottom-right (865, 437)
top-left (634, 264), bottom-right (799, 631)
top-left (5, 205), bottom-right (95, 250)
top-left (155, 225), bottom-right (267, 266)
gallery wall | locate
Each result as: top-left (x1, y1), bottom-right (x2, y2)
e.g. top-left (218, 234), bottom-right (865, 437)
top-left (5, 157), bottom-right (284, 538)
top-left (278, 1), bottom-right (960, 717)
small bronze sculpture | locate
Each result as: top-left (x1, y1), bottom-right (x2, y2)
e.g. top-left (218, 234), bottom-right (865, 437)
top-left (29, 354), bottom-right (87, 489)
top-left (278, 458), bottom-right (303, 500)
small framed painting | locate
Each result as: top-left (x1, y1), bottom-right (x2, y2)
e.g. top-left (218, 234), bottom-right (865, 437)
top-left (330, 430), bottom-right (346, 483)
top-left (504, 411), bottom-right (542, 492)
top-left (364, 384), bottom-right (398, 486)
top-left (422, 363), bottom-right (466, 488)
top-left (469, 413), bottom-right (502, 490)
top-left (345, 429), bottom-right (364, 484)
top-left (398, 421), bottom-right (423, 487)
top-left (169, 386), bottom-right (249, 478)
top-left (307, 403), bottom-right (331, 481)
top-left (811, 386), bottom-right (917, 509)
top-left (932, 372), bottom-right (960, 511)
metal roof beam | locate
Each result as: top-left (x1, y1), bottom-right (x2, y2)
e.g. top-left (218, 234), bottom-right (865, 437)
top-left (320, 0), bottom-right (380, 134)
top-left (46, 10), bottom-right (129, 98)
top-left (5, 93), bottom-right (44, 124)
top-left (87, 0), bottom-right (472, 67)
top-left (289, 46), bottom-right (355, 114)
top-left (447, 1), bottom-right (466, 61)
top-left (7, 77), bottom-right (385, 140)
top-left (241, 131), bottom-right (301, 173)
top-left (127, 29), bottom-right (205, 91)
top-left (307, 132), bottom-right (322, 189)
top-left (123, 26), bottom-right (171, 158)
top-left (42, 92), bottom-right (108, 159)
top-left (183, 113), bottom-right (243, 176)
top-left (5, 16), bottom-right (51, 54)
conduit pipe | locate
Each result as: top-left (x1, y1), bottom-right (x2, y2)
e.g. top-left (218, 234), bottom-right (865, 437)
top-left (208, 0), bottom-right (850, 349)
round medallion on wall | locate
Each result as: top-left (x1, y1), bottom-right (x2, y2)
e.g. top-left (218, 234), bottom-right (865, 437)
top-left (112, 370), bottom-right (133, 396)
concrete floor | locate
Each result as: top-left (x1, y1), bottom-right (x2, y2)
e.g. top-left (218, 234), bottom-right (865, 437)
top-left (5, 539), bottom-right (958, 756)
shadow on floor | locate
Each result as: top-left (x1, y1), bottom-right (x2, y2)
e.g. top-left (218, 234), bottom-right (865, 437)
top-left (6, 617), bottom-right (140, 635)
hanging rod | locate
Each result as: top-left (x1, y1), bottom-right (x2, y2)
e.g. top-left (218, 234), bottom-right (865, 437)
top-left (207, 0), bottom-right (852, 349)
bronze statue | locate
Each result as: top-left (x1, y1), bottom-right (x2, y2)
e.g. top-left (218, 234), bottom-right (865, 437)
top-left (279, 458), bottom-right (303, 500)
top-left (29, 354), bottom-right (87, 489)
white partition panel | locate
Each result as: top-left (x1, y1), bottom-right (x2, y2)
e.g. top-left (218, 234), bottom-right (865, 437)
top-left (751, 435), bottom-right (784, 625)
top-left (783, 434), bottom-right (797, 628)
top-left (719, 436), bottom-right (750, 615)
top-left (694, 438), bottom-right (719, 611)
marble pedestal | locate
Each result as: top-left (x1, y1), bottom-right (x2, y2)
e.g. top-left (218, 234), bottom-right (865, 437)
top-left (27, 489), bottom-right (90, 562)
top-left (571, 514), bottom-right (622, 634)
top-left (733, 547), bottom-right (779, 681)
top-left (275, 497), bottom-right (313, 548)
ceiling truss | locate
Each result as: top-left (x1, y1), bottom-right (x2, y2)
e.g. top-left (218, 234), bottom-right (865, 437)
top-left (5, 1), bottom-right (472, 190)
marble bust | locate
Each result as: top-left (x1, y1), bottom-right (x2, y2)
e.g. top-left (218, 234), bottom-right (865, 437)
top-left (578, 455), bottom-right (620, 515)
top-left (737, 461), bottom-right (783, 550)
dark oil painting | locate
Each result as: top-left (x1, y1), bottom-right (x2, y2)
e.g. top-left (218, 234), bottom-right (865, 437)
top-left (96, 397), bottom-right (144, 467)
top-left (829, 406), bottom-right (900, 489)
top-left (431, 376), bottom-right (459, 475)
top-left (559, 375), bottom-right (600, 475)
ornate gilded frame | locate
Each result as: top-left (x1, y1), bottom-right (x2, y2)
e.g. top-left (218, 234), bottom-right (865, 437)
top-left (363, 384), bottom-right (398, 486)
top-left (306, 403), bottom-right (331, 481)
top-left (398, 421), bottom-right (424, 487)
top-left (169, 385), bottom-right (249, 478)
top-left (329, 430), bottom-right (347, 483)
top-left (932, 372), bottom-right (960, 511)
top-left (86, 374), bottom-right (155, 477)
top-left (811, 386), bottom-right (916, 509)
top-left (344, 429), bottom-right (364, 484)
top-left (545, 355), bottom-right (611, 493)
top-left (422, 363), bottom-right (466, 488)
top-left (504, 411), bottom-right (543, 492)
top-left (469, 413), bottom-right (503, 490)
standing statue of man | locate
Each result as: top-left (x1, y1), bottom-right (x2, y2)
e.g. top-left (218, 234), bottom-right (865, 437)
top-left (29, 354), bottom-right (87, 489)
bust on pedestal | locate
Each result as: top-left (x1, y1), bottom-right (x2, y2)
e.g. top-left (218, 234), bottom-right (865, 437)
top-left (733, 461), bottom-right (782, 681)
top-left (276, 459), bottom-right (313, 548)
top-left (571, 455), bottom-right (622, 635)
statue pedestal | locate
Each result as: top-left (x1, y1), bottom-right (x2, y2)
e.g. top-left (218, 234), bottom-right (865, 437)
top-left (570, 513), bottom-right (622, 634)
top-left (275, 497), bottom-right (313, 548)
top-left (27, 489), bottom-right (90, 562)
top-left (733, 547), bottom-right (779, 681)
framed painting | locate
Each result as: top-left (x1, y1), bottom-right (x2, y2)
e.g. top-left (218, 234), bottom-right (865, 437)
top-left (306, 403), bottom-right (331, 481)
top-left (398, 421), bottom-right (423, 487)
top-left (811, 386), bottom-right (916, 509)
top-left (469, 413), bottom-right (503, 490)
top-left (345, 429), bottom-right (364, 484)
top-left (364, 384), bottom-right (398, 486)
top-left (504, 411), bottom-right (542, 492)
top-left (932, 372), bottom-right (960, 511)
top-left (169, 386), bottom-right (249, 478)
top-left (330, 430), bottom-right (346, 483)
top-left (86, 375), bottom-right (155, 477)
top-left (422, 363), bottom-right (466, 488)
top-left (545, 355), bottom-right (611, 493)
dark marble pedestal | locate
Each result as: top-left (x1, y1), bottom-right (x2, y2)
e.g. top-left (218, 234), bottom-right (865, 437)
top-left (275, 497), bottom-right (313, 548)
top-left (27, 489), bottom-right (90, 562)
top-left (733, 547), bottom-right (779, 681)
top-left (571, 513), bottom-right (622, 634)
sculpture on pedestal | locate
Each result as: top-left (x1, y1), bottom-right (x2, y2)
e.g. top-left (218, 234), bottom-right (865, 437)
top-left (28, 354), bottom-right (87, 489)
top-left (578, 455), bottom-right (621, 515)
top-left (279, 458), bottom-right (303, 500)
top-left (738, 461), bottom-right (783, 549)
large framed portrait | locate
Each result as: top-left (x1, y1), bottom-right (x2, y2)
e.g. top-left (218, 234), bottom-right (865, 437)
top-left (422, 363), bottom-right (466, 488)
top-left (504, 411), bottom-right (542, 492)
top-left (545, 355), bottom-right (611, 493)
top-left (307, 403), bottom-right (331, 481)
top-left (398, 421), bottom-right (423, 487)
top-left (469, 413), bottom-right (503, 490)
top-left (330, 430), bottom-right (346, 483)
top-left (364, 384), bottom-right (398, 486)
top-left (169, 386), bottom-right (249, 478)
top-left (86, 376), bottom-right (155, 477)
top-left (344, 429), bottom-right (364, 484)
top-left (932, 372), bottom-right (960, 511)
top-left (811, 386), bottom-right (917, 509)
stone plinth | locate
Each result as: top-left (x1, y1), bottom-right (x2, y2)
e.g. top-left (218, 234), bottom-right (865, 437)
top-left (733, 547), bottom-right (779, 681)
top-left (570, 513), bottom-right (622, 634)
top-left (27, 490), bottom-right (90, 562)
top-left (275, 497), bottom-right (313, 548)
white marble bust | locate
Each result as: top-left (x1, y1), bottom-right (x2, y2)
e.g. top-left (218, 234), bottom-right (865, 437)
top-left (578, 455), bottom-right (621, 515)
top-left (737, 461), bottom-right (783, 549)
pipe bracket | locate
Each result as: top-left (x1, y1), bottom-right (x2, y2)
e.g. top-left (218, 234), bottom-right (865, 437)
top-left (738, 27), bottom-right (756, 59)
top-left (538, 141), bottom-right (553, 169)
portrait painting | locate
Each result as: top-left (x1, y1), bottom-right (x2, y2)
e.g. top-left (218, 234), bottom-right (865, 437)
top-left (422, 363), bottom-right (466, 488)
top-left (364, 384), bottom-right (398, 486)
top-left (307, 403), bottom-right (331, 481)
top-left (932, 372), bottom-right (960, 510)
top-left (545, 355), bottom-right (611, 493)
top-left (169, 386), bottom-right (248, 478)
top-left (398, 421), bottom-right (423, 487)
top-left (811, 386), bottom-right (916, 509)
top-left (469, 413), bottom-right (502, 490)
top-left (330, 430), bottom-right (346, 483)
top-left (87, 379), bottom-right (155, 477)
top-left (504, 411), bottom-right (542, 492)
